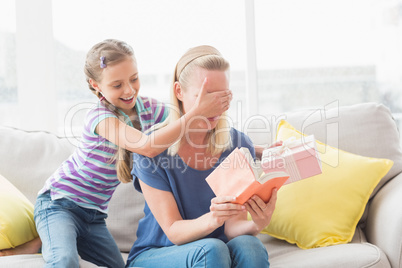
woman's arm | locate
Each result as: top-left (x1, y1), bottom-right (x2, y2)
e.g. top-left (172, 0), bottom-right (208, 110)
top-left (224, 190), bottom-right (278, 240)
top-left (139, 180), bottom-right (244, 245)
top-left (96, 79), bottom-right (231, 158)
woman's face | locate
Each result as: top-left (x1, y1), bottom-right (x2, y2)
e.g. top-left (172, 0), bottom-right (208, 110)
top-left (91, 57), bottom-right (140, 116)
top-left (178, 67), bottom-right (229, 130)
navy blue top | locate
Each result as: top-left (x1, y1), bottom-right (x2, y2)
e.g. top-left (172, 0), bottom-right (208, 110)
top-left (127, 128), bottom-right (255, 264)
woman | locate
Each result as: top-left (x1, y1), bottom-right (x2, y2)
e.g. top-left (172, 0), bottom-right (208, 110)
top-left (127, 45), bottom-right (278, 268)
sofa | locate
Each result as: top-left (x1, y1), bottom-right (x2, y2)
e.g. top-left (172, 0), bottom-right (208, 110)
top-left (0, 102), bottom-right (401, 268)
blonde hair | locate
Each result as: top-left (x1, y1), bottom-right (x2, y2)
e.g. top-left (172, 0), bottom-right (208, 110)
top-left (84, 39), bottom-right (134, 183)
top-left (167, 45), bottom-right (232, 156)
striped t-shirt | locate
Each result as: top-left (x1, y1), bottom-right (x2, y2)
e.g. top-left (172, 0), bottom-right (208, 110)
top-left (39, 96), bottom-right (168, 213)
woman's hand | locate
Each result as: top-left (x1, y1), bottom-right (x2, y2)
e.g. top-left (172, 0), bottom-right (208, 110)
top-left (255, 141), bottom-right (283, 160)
top-left (245, 189), bottom-right (278, 232)
top-left (193, 78), bottom-right (232, 118)
top-left (208, 196), bottom-right (245, 229)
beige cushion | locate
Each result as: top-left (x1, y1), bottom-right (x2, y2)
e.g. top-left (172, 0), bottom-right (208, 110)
top-left (0, 254), bottom-right (100, 267)
top-left (107, 182), bottom-right (144, 253)
top-left (0, 127), bottom-right (75, 204)
top-left (249, 103), bottom-right (402, 196)
top-left (260, 227), bottom-right (391, 267)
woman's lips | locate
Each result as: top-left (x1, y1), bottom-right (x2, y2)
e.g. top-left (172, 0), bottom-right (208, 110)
top-left (208, 116), bottom-right (220, 121)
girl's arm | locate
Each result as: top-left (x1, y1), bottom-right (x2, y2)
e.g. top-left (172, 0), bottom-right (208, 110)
top-left (224, 190), bottom-right (278, 240)
top-left (96, 78), bottom-right (231, 158)
top-left (139, 180), bottom-right (244, 245)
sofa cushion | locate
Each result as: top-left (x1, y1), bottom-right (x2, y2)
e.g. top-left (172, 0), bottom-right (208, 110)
top-left (260, 228), bottom-right (391, 268)
top-left (0, 254), bottom-right (100, 267)
top-left (0, 174), bottom-right (39, 250)
top-left (260, 120), bottom-right (393, 249)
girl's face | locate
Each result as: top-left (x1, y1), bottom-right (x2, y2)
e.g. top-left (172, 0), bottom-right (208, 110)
top-left (176, 67), bottom-right (229, 130)
top-left (91, 57), bottom-right (140, 116)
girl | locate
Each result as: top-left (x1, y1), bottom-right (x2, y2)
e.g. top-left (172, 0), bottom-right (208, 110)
top-left (33, 39), bottom-right (232, 268)
top-left (127, 45), bottom-right (277, 268)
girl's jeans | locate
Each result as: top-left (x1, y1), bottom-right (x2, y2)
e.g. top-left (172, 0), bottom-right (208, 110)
top-left (34, 191), bottom-right (125, 268)
top-left (127, 235), bottom-right (269, 268)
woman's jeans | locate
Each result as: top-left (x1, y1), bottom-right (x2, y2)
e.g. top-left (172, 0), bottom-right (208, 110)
top-left (127, 235), bottom-right (269, 268)
top-left (34, 191), bottom-right (125, 268)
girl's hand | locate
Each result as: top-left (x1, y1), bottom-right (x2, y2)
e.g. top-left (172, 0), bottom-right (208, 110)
top-left (208, 196), bottom-right (245, 229)
top-left (193, 78), bottom-right (232, 118)
top-left (245, 189), bottom-right (278, 232)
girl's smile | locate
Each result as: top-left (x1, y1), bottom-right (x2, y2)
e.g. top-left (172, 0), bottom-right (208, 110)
top-left (120, 91), bottom-right (137, 104)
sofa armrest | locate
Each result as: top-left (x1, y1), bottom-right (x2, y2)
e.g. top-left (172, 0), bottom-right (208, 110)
top-left (365, 172), bottom-right (402, 268)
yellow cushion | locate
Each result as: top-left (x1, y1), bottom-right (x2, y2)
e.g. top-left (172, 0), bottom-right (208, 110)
top-left (261, 120), bottom-right (393, 249)
top-left (0, 174), bottom-right (38, 249)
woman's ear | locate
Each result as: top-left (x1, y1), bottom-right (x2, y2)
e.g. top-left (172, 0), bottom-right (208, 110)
top-left (174, 82), bottom-right (183, 101)
top-left (89, 79), bottom-right (101, 94)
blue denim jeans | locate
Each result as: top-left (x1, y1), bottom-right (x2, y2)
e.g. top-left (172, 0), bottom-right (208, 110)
top-left (34, 191), bottom-right (125, 268)
top-left (127, 235), bottom-right (269, 268)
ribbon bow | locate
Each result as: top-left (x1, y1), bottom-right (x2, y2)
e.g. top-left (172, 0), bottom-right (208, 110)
top-left (262, 137), bottom-right (299, 158)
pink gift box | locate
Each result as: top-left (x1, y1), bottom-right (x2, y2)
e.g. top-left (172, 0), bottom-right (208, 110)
top-left (261, 135), bottom-right (322, 184)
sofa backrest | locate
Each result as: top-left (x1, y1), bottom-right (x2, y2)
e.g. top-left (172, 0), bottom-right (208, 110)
top-left (0, 127), bottom-right (75, 203)
top-left (247, 102), bottom-right (402, 198)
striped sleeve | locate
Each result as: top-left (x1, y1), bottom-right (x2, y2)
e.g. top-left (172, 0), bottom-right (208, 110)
top-left (150, 98), bottom-right (168, 124)
top-left (85, 103), bottom-right (118, 135)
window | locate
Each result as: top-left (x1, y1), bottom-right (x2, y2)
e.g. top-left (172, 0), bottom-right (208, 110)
top-left (254, 0), bottom-right (402, 115)
top-left (252, 0), bottom-right (402, 144)
top-left (0, 0), bottom-right (17, 127)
